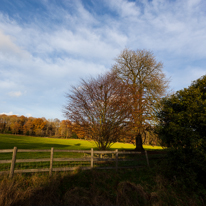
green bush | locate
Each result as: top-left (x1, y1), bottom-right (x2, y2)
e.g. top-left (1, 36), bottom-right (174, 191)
top-left (156, 75), bottom-right (206, 187)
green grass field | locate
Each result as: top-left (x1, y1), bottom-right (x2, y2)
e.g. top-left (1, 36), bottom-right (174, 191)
top-left (0, 134), bottom-right (163, 171)
top-left (0, 134), bottom-right (162, 150)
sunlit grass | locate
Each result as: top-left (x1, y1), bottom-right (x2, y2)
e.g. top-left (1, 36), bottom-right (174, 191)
top-left (0, 134), bottom-right (160, 172)
top-left (111, 142), bottom-right (163, 150)
top-left (0, 134), bottom-right (163, 150)
top-left (0, 134), bottom-right (94, 150)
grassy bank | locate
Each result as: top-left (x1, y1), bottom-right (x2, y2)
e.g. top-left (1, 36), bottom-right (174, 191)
top-left (0, 165), bottom-right (204, 206)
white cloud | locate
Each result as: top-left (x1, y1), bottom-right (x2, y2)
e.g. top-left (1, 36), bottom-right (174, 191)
top-left (0, 111), bottom-right (15, 116)
top-left (76, 1), bottom-right (99, 25)
top-left (187, 0), bottom-right (202, 10)
top-left (106, 0), bottom-right (140, 17)
top-left (0, 111), bottom-right (33, 118)
top-left (8, 91), bottom-right (23, 97)
top-left (0, 30), bottom-right (30, 59)
top-left (0, 80), bottom-right (16, 89)
top-left (107, 0), bottom-right (206, 59)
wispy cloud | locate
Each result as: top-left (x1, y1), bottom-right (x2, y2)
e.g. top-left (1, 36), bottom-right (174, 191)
top-left (0, 0), bottom-right (205, 119)
top-left (25, 113), bottom-right (32, 117)
top-left (106, 0), bottom-right (140, 17)
top-left (0, 30), bottom-right (30, 58)
top-left (0, 111), bottom-right (15, 116)
top-left (8, 91), bottom-right (23, 97)
top-left (104, 0), bottom-right (206, 58)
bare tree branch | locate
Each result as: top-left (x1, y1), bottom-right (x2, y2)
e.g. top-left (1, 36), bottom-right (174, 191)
top-left (63, 72), bottom-right (132, 150)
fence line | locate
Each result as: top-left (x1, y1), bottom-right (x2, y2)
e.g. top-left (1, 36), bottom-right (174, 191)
top-left (0, 147), bottom-right (149, 178)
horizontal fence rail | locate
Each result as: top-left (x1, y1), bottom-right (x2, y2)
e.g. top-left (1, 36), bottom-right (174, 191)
top-left (0, 147), bottom-right (150, 178)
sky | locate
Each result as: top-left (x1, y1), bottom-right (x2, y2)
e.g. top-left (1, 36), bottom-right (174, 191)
top-left (0, 0), bottom-right (206, 120)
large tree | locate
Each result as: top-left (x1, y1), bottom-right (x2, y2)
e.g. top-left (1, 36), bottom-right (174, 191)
top-left (63, 72), bottom-right (132, 150)
top-left (112, 49), bottom-right (168, 151)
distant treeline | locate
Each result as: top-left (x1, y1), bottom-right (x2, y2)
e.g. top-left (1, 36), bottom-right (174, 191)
top-left (0, 114), bottom-right (159, 145)
top-left (0, 114), bottom-right (75, 139)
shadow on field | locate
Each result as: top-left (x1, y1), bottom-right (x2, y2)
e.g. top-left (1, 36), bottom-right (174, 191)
top-left (0, 168), bottom-right (159, 206)
top-left (74, 143), bottom-right (81, 146)
top-left (13, 143), bottom-right (73, 149)
top-left (4, 142), bottom-right (91, 150)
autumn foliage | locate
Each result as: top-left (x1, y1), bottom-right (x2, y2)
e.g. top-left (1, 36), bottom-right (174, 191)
top-left (64, 72), bottom-right (133, 149)
top-left (113, 49), bottom-right (168, 150)
top-left (0, 114), bottom-right (74, 138)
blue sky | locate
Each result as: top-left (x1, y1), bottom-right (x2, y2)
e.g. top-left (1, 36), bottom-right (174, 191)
top-left (0, 0), bottom-right (206, 120)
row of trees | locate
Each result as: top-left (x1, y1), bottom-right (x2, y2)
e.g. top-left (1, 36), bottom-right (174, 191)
top-left (0, 115), bottom-right (74, 138)
top-left (0, 113), bottom-right (158, 145)
top-left (64, 49), bottom-right (168, 150)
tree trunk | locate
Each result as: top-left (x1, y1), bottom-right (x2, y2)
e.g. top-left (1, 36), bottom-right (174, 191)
top-left (135, 133), bottom-right (144, 151)
top-left (134, 87), bottom-right (145, 152)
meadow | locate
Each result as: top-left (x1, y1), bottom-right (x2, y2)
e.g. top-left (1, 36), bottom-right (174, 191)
top-left (0, 134), bottom-right (162, 173)
top-left (0, 134), bottom-right (162, 150)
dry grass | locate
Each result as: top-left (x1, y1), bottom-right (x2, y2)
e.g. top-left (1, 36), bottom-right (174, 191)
top-left (117, 181), bottom-right (149, 206)
top-left (0, 168), bottom-right (204, 206)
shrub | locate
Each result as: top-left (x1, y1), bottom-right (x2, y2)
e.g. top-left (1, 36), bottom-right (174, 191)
top-left (156, 75), bottom-right (206, 187)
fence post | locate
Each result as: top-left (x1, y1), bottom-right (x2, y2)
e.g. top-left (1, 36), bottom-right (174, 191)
top-left (115, 149), bottom-right (118, 171)
top-left (91, 148), bottom-right (93, 168)
top-left (49, 147), bottom-right (54, 177)
top-left (10, 147), bottom-right (17, 178)
top-left (145, 151), bottom-right (150, 167)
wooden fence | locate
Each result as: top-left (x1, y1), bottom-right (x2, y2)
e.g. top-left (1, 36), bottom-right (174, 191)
top-left (0, 147), bottom-right (149, 178)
